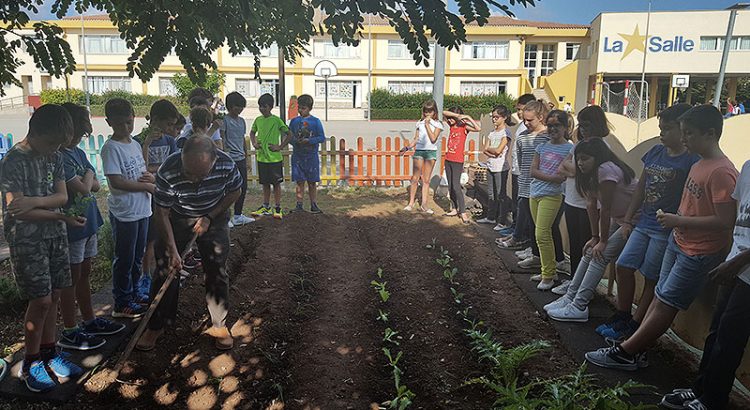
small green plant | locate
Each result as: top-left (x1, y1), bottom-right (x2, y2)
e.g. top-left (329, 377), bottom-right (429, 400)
top-left (383, 385), bottom-right (416, 410)
top-left (64, 193), bottom-right (95, 217)
top-left (371, 280), bottom-right (391, 303)
top-left (443, 267), bottom-right (458, 283)
top-left (425, 238), bottom-right (436, 250)
top-left (383, 328), bottom-right (400, 345)
top-left (450, 287), bottom-right (464, 304)
top-left (376, 267), bottom-right (384, 279)
top-left (377, 309), bottom-right (389, 323)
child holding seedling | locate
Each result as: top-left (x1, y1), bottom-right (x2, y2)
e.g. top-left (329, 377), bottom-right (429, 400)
top-left (57, 103), bottom-right (125, 352)
top-left (597, 104), bottom-right (699, 341)
top-left (544, 138), bottom-right (637, 323)
top-left (442, 106), bottom-right (480, 223)
top-left (529, 110), bottom-right (573, 291)
top-left (0, 105), bottom-right (86, 392)
top-left (403, 99), bottom-right (444, 214)
top-left (289, 94), bottom-right (326, 213)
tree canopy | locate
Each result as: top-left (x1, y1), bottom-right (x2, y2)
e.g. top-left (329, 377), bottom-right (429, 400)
top-left (0, 0), bottom-right (536, 96)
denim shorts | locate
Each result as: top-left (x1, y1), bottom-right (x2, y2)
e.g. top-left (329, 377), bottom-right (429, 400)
top-left (655, 233), bottom-right (726, 311)
top-left (413, 150), bottom-right (437, 161)
top-left (68, 234), bottom-right (98, 265)
top-left (616, 227), bottom-right (669, 281)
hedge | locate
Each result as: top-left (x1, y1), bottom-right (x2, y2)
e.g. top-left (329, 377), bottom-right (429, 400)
top-left (88, 104), bottom-right (190, 117)
top-left (371, 88), bottom-right (516, 116)
top-left (372, 108), bottom-right (488, 121)
top-left (40, 89), bottom-right (184, 110)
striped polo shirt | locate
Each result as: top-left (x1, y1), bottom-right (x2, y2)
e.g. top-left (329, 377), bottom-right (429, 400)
top-left (154, 150), bottom-right (243, 217)
top-left (516, 130), bottom-right (550, 198)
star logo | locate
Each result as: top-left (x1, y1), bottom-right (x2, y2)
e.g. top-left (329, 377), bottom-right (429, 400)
top-left (618, 25), bottom-right (647, 60)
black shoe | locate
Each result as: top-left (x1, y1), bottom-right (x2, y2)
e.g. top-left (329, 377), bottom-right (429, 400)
top-left (310, 204), bottom-right (323, 214)
top-left (660, 389), bottom-right (696, 410)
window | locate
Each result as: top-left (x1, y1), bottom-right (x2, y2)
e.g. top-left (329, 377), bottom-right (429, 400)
top-left (387, 40), bottom-right (435, 59)
top-left (235, 79), bottom-right (257, 98)
top-left (313, 40), bottom-right (360, 58)
top-left (524, 44), bottom-right (538, 81)
top-left (700, 36), bottom-right (750, 51)
top-left (462, 41), bottom-right (509, 60)
top-left (79, 35), bottom-right (127, 55)
top-left (565, 43), bottom-right (580, 60)
top-left (158, 78), bottom-right (177, 96)
top-left (238, 44), bottom-right (278, 58)
top-left (315, 80), bottom-right (360, 99)
top-left (86, 76), bottom-right (131, 94)
top-left (460, 81), bottom-right (507, 96)
top-left (387, 81), bottom-right (433, 94)
top-left (540, 44), bottom-right (556, 76)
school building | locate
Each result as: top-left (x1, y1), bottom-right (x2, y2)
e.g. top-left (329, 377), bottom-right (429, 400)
top-left (3, 7), bottom-right (749, 118)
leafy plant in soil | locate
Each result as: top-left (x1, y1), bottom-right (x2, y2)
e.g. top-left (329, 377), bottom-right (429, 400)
top-left (371, 279), bottom-right (391, 303)
top-left (427, 241), bottom-right (652, 410)
top-left (65, 193), bottom-right (95, 217)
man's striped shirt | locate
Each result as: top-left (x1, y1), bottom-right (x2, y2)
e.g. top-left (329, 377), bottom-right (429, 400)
top-left (154, 150), bottom-right (242, 217)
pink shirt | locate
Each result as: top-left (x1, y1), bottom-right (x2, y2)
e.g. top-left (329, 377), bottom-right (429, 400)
top-left (597, 161), bottom-right (638, 223)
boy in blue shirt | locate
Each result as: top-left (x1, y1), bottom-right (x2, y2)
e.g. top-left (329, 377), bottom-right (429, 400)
top-left (289, 94), bottom-right (326, 213)
top-left (597, 104), bottom-right (699, 341)
top-left (0, 105), bottom-right (86, 392)
top-left (57, 103), bottom-right (125, 352)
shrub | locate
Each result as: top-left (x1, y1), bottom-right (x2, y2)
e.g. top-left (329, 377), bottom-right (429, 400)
top-left (170, 71), bottom-right (226, 101)
top-left (41, 89), bottom-right (185, 115)
top-left (40, 88), bottom-right (86, 105)
top-left (370, 89), bottom-right (515, 120)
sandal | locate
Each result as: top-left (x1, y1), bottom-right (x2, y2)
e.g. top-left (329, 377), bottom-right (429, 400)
top-left (403, 205), bottom-right (414, 211)
top-left (444, 210), bottom-right (458, 217)
top-left (421, 207), bottom-right (434, 215)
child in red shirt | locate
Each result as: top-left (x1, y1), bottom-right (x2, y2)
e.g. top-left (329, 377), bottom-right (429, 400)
top-left (442, 107), bottom-right (480, 223)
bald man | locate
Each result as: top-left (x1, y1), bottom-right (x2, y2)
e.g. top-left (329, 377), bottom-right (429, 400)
top-left (137, 136), bottom-right (241, 351)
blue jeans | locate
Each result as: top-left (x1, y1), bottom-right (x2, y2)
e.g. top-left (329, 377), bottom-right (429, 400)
top-left (110, 213), bottom-right (149, 309)
top-left (616, 227), bottom-right (670, 280)
top-left (655, 233), bottom-right (725, 311)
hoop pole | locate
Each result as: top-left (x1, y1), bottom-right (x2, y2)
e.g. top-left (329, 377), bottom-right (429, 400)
top-left (623, 80), bottom-right (630, 116)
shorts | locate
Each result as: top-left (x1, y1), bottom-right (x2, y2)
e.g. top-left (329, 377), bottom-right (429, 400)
top-left (10, 236), bottom-right (71, 300)
top-left (413, 150), bottom-right (437, 161)
top-left (291, 156), bottom-right (321, 183)
top-left (655, 233), bottom-right (726, 311)
top-left (68, 234), bottom-right (98, 264)
top-left (258, 161), bottom-right (284, 185)
top-left (615, 227), bottom-right (669, 281)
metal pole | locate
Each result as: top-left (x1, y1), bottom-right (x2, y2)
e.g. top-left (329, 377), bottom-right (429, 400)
top-left (432, 44), bottom-right (446, 180)
top-left (636, 0), bottom-right (651, 143)
top-left (713, 8), bottom-right (738, 108)
top-left (80, 12), bottom-right (90, 110)
top-left (367, 14), bottom-right (372, 121)
top-left (325, 76), bottom-right (329, 121)
top-left (278, 47), bottom-right (287, 122)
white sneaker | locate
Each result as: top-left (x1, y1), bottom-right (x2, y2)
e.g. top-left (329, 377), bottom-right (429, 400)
top-left (531, 273), bottom-right (558, 282)
top-left (551, 280), bottom-right (570, 295)
top-left (556, 259), bottom-right (571, 275)
top-left (476, 217), bottom-right (496, 224)
top-left (493, 223), bottom-right (507, 231)
top-left (518, 255), bottom-right (541, 269)
top-left (548, 303), bottom-right (589, 322)
top-left (515, 247), bottom-right (533, 260)
top-left (537, 280), bottom-right (555, 291)
top-left (228, 220), bottom-right (234, 228)
top-left (232, 214), bottom-right (255, 226)
top-left (544, 295), bottom-right (572, 312)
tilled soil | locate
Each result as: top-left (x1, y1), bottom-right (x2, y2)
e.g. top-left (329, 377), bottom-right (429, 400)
top-left (37, 195), bottom-right (580, 409)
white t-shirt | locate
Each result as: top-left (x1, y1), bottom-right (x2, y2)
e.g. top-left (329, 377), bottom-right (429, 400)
top-left (511, 122), bottom-right (526, 175)
top-left (486, 129), bottom-right (510, 173)
top-left (728, 160), bottom-right (750, 286)
top-left (415, 119), bottom-right (444, 151)
top-left (101, 138), bottom-right (152, 222)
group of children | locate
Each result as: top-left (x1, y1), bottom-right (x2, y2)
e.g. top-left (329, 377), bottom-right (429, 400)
top-left (0, 88), bottom-right (327, 393)
top-left (406, 93), bottom-right (749, 409)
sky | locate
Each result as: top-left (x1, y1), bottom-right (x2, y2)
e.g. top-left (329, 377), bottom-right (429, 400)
top-left (31, 0), bottom-right (742, 25)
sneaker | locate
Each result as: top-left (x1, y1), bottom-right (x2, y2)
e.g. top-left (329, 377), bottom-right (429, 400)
top-left (250, 205), bottom-right (272, 217)
top-left (544, 295), bottom-right (572, 312)
top-left (595, 312), bottom-right (631, 336)
top-left (531, 273), bottom-right (558, 282)
top-left (636, 351), bottom-right (649, 368)
top-left (548, 303), bottom-right (589, 322)
top-left (601, 319), bottom-right (639, 342)
top-left (232, 214), bottom-right (255, 225)
top-left (518, 255), bottom-right (541, 269)
top-left (660, 389), bottom-right (696, 410)
top-left (291, 203), bottom-right (305, 213)
top-left (182, 253), bottom-right (200, 269)
top-left (493, 223), bottom-right (508, 231)
top-left (310, 204), bottom-right (323, 214)
top-left (45, 351), bottom-right (84, 378)
top-left (551, 280), bottom-right (570, 295)
top-left (228, 219), bottom-right (234, 228)
top-left (0, 359), bottom-right (8, 383)
top-left (584, 345), bottom-right (638, 371)
top-left (112, 302), bottom-right (148, 319)
top-left (273, 207), bottom-right (283, 220)
top-left (537, 279), bottom-right (555, 291)
top-left (684, 399), bottom-right (708, 410)
top-left (57, 328), bottom-right (105, 351)
top-left (499, 238), bottom-right (527, 250)
top-left (556, 258), bottom-right (571, 275)
top-left (19, 360), bottom-right (55, 393)
top-left (476, 217), bottom-right (496, 224)
top-left (515, 247), bottom-right (533, 260)
top-left (498, 226), bottom-right (514, 236)
top-left (80, 317), bottom-right (126, 336)
top-left (179, 269), bottom-right (190, 288)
